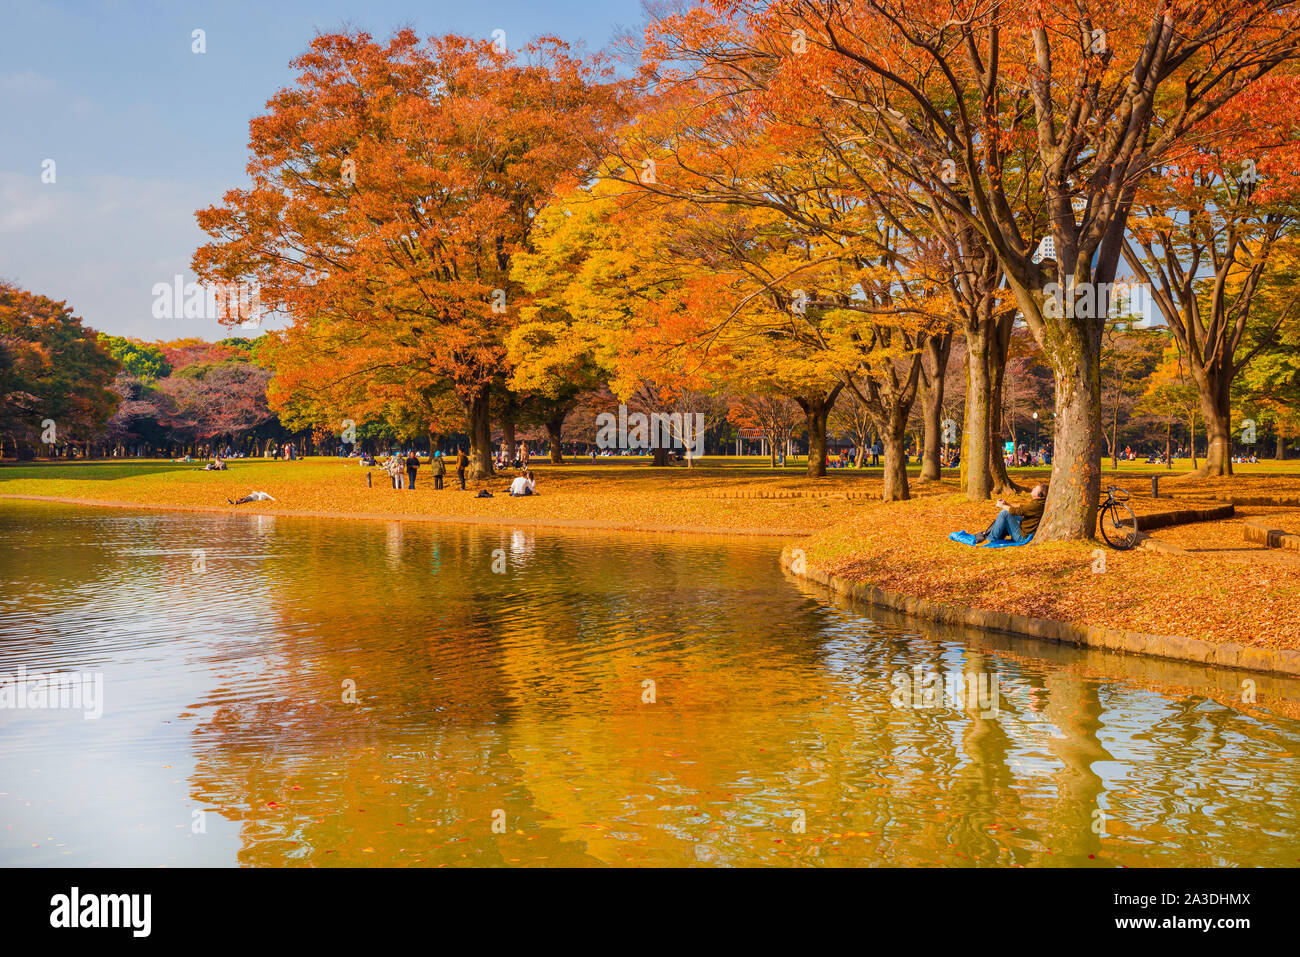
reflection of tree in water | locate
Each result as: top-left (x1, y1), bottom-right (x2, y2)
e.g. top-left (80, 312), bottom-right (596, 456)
top-left (178, 519), bottom-right (1300, 866)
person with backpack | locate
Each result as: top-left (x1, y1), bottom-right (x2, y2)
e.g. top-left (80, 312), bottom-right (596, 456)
top-left (454, 448), bottom-right (467, 489)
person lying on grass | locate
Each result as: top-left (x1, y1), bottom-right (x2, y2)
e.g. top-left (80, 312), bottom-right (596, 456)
top-left (227, 491), bottom-right (276, 505)
top-left (976, 484), bottom-right (1046, 546)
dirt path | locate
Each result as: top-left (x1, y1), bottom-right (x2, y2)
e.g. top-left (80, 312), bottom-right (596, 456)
top-left (1147, 506), bottom-right (1300, 568)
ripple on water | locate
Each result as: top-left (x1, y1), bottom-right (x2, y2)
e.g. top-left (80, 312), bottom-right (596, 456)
top-left (0, 500), bottom-right (1298, 867)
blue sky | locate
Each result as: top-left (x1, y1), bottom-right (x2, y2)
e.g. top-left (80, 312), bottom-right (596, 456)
top-left (0, 0), bottom-right (646, 340)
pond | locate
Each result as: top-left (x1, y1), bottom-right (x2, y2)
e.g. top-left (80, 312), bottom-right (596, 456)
top-left (1, 499), bottom-right (1297, 867)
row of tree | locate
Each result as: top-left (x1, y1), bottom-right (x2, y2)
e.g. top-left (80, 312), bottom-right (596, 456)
top-left (3, 276), bottom-right (1291, 468)
top-left (189, 4), bottom-right (1300, 541)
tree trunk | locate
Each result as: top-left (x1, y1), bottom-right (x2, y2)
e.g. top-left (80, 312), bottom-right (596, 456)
top-left (546, 416), bottom-right (564, 464)
top-left (465, 386), bottom-right (494, 479)
top-left (795, 384), bottom-right (843, 478)
top-left (1197, 377), bottom-right (1233, 477)
top-left (1110, 399), bottom-right (1120, 470)
top-left (987, 343), bottom-right (1021, 495)
top-left (919, 376), bottom-right (943, 482)
top-left (919, 331), bottom-right (951, 482)
top-left (1039, 336), bottom-right (1103, 541)
top-left (1276, 423), bottom-right (1286, 461)
top-left (962, 326), bottom-right (994, 500)
top-left (882, 419), bottom-right (910, 501)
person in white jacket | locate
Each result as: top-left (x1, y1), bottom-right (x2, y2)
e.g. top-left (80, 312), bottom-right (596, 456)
top-left (508, 471), bottom-right (536, 497)
top-left (227, 491), bottom-right (276, 505)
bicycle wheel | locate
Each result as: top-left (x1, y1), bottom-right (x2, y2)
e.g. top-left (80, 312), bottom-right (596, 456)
top-left (1099, 502), bottom-right (1139, 550)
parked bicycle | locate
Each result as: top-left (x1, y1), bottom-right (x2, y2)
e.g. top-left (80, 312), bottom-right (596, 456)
top-left (1098, 485), bottom-right (1139, 550)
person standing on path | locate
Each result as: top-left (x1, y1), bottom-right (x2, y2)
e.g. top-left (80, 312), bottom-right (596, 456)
top-left (387, 453), bottom-right (404, 489)
top-left (432, 451), bottom-right (446, 489)
top-left (454, 448), bottom-right (467, 489)
top-left (405, 451), bottom-right (421, 490)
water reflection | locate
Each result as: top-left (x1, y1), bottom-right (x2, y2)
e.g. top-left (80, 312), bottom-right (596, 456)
top-left (0, 500), bottom-right (1297, 867)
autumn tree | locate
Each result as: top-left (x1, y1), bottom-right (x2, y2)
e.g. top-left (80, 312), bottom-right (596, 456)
top-left (194, 30), bottom-right (628, 478)
top-left (731, 390), bottom-right (802, 466)
top-left (1100, 321), bottom-right (1165, 466)
top-left (739, 0), bottom-right (1300, 537)
top-left (1123, 72), bottom-right (1300, 474)
top-left (1137, 342), bottom-right (1202, 467)
top-left (0, 281), bottom-right (119, 458)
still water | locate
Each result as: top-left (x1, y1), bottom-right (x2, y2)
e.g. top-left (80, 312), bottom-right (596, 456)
top-left (1, 499), bottom-right (1297, 867)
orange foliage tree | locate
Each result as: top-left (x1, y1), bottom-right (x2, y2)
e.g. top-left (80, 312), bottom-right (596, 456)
top-left (704, 0), bottom-right (1300, 537)
top-left (193, 30), bottom-right (627, 476)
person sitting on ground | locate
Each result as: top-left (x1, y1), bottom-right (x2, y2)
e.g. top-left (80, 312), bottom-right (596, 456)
top-left (976, 484), bottom-right (1046, 545)
top-left (204, 454), bottom-right (227, 471)
top-left (227, 491), bottom-right (276, 505)
top-left (508, 469), bottom-right (536, 497)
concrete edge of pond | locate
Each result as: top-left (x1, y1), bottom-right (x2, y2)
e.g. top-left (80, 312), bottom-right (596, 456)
top-left (779, 544), bottom-right (1300, 679)
top-left (0, 493), bottom-right (811, 538)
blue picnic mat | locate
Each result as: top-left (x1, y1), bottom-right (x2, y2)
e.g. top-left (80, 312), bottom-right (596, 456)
top-left (949, 530), bottom-right (1035, 548)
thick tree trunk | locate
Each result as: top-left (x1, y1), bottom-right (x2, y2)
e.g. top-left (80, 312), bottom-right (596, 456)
top-left (1278, 424), bottom-right (1287, 461)
top-left (920, 385), bottom-right (942, 481)
top-left (962, 327), bottom-right (994, 500)
top-left (987, 344), bottom-right (1020, 495)
top-left (1197, 377), bottom-right (1233, 477)
top-left (1039, 339), bottom-right (1103, 541)
top-left (546, 416), bottom-right (564, 464)
top-left (919, 331), bottom-right (951, 482)
top-left (882, 420), bottom-right (910, 501)
top-left (805, 416), bottom-right (829, 477)
top-left (795, 384), bottom-right (843, 478)
top-left (465, 386), bottom-right (494, 479)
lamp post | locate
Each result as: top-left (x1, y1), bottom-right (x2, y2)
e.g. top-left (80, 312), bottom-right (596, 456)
top-left (1032, 411), bottom-right (1039, 459)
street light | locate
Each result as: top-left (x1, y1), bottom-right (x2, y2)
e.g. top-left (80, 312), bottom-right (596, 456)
top-left (1032, 411), bottom-right (1039, 456)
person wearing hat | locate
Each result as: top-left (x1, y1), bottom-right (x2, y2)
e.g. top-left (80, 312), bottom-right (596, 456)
top-left (431, 450), bottom-right (447, 489)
